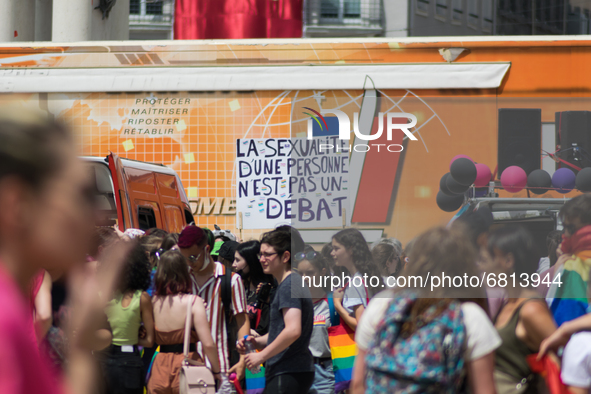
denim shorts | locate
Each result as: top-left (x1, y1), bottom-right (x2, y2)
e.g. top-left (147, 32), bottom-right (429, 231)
top-left (309, 361), bottom-right (335, 394)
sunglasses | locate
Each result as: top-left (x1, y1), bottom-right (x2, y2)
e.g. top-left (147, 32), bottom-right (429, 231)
top-left (187, 253), bottom-right (201, 263)
top-left (294, 251), bottom-right (318, 262)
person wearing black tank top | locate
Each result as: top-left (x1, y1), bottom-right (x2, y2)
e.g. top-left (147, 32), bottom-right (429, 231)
top-left (484, 226), bottom-right (557, 394)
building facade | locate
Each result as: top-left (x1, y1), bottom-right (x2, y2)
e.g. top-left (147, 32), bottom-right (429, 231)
top-left (0, 0), bottom-right (130, 42)
top-left (129, 0), bottom-right (174, 40)
top-left (408, 0), bottom-right (591, 35)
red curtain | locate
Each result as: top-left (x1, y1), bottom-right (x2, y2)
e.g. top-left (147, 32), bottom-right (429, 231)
top-left (174, 0), bottom-right (303, 39)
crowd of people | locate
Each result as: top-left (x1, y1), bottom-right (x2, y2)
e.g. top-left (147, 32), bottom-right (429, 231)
top-left (4, 113), bottom-right (591, 394)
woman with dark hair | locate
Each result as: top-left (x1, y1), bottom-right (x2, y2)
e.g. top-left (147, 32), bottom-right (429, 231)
top-left (485, 226), bottom-right (556, 394)
top-left (237, 228), bottom-right (315, 394)
top-left (331, 228), bottom-right (382, 331)
top-left (101, 240), bottom-right (155, 394)
top-left (148, 250), bottom-right (221, 394)
top-left (233, 240), bottom-right (275, 336)
top-left (160, 233), bottom-right (179, 253)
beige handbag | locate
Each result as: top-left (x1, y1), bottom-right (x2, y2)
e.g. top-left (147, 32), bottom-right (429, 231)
top-left (179, 295), bottom-right (216, 394)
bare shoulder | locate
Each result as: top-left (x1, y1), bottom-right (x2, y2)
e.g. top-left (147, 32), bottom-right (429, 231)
top-left (191, 295), bottom-right (206, 309)
top-left (141, 291), bottom-right (153, 304)
top-left (519, 299), bottom-right (550, 322)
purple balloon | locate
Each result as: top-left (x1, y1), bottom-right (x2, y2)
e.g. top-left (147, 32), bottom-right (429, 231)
top-left (552, 168), bottom-right (576, 194)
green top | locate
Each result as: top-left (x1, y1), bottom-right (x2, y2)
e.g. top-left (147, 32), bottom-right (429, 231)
top-left (106, 290), bottom-right (142, 346)
top-left (494, 299), bottom-right (539, 394)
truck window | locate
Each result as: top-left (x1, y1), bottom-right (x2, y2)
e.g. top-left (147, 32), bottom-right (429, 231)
top-left (88, 163), bottom-right (118, 227)
top-left (138, 207), bottom-right (157, 230)
top-left (184, 208), bottom-right (194, 226)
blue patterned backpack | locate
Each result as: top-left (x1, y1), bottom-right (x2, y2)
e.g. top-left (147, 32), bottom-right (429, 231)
top-left (365, 293), bottom-right (466, 394)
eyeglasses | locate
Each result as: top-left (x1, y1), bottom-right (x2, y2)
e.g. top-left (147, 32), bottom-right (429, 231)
top-left (294, 251), bottom-right (318, 262)
top-left (258, 252), bottom-right (278, 260)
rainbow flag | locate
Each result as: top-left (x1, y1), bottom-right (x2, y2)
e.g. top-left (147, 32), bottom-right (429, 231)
top-left (550, 254), bottom-right (591, 326)
top-left (245, 366), bottom-right (265, 394)
top-left (327, 296), bottom-right (357, 392)
top-left (328, 322), bottom-right (357, 392)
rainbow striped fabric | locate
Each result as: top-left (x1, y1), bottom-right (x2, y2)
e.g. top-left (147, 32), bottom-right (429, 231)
top-left (245, 366), bottom-right (265, 394)
top-left (550, 253), bottom-right (591, 326)
top-left (328, 321), bottom-right (357, 392)
top-left (326, 296), bottom-right (358, 392)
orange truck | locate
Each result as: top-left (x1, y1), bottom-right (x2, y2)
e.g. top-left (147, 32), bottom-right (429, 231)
top-left (84, 153), bottom-right (193, 233)
top-left (1, 37), bottom-right (591, 245)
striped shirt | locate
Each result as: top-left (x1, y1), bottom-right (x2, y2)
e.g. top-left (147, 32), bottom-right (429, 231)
top-left (191, 262), bottom-right (247, 373)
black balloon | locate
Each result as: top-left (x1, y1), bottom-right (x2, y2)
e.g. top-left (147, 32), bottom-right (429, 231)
top-left (527, 169), bottom-right (552, 195)
top-left (576, 167), bottom-right (591, 192)
top-left (436, 191), bottom-right (465, 212)
top-left (446, 173), bottom-right (470, 194)
top-left (440, 173), bottom-right (456, 196)
top-left (450, 158), bottom-right (477, 186)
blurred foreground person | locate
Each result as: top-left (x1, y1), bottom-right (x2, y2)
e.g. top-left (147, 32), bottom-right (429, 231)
top-left (352, 226), bottom-right (501, 394)
top-left (485, 226), bottom-right (556, 393)
top-left (0, 111), bottom-right (127, 394)
top-left (549, 194), bottom-right (591, 326)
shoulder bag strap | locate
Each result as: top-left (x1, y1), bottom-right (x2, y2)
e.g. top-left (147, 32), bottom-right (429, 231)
top-left (183, 295), bottom-right (194, 358)
top-left (220, 266), bottom-right (232, 321)
top-left (327, 296), bottom-right (340, 326)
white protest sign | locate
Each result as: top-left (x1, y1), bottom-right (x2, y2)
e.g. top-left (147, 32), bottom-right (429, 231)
top-left (236, 137), bottom-right (350, 229)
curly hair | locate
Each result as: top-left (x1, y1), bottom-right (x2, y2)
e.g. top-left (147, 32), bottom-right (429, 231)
top-left (333, 228), bottom-right (383, 291)
top-left (118, 240), bottom-right (152, 292)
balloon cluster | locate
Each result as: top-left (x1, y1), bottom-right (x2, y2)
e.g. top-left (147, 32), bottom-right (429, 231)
top-left (494, 166), bottom-right (591, 194)
top-left (438, 155), bottom-right (591, 213)
top-left (524, 167), bottom-right (591, 194)
top-left (437, 155), bottom-right (492, 212)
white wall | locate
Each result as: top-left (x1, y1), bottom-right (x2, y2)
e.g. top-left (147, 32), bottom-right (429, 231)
top-left (0, 0), bottom-right (129, 42)
top-left (0, 0), bottom-right (36, 42)
top-left (383, 0), bottom-right (409, 37)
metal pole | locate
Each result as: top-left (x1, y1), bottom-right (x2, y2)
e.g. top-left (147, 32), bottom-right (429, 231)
top-left (493, 0), bottom-right (498, 34)
top-left (563, 0), bottom-right (568, 34)
top-left (532, 0), bottom-right (536, 34)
